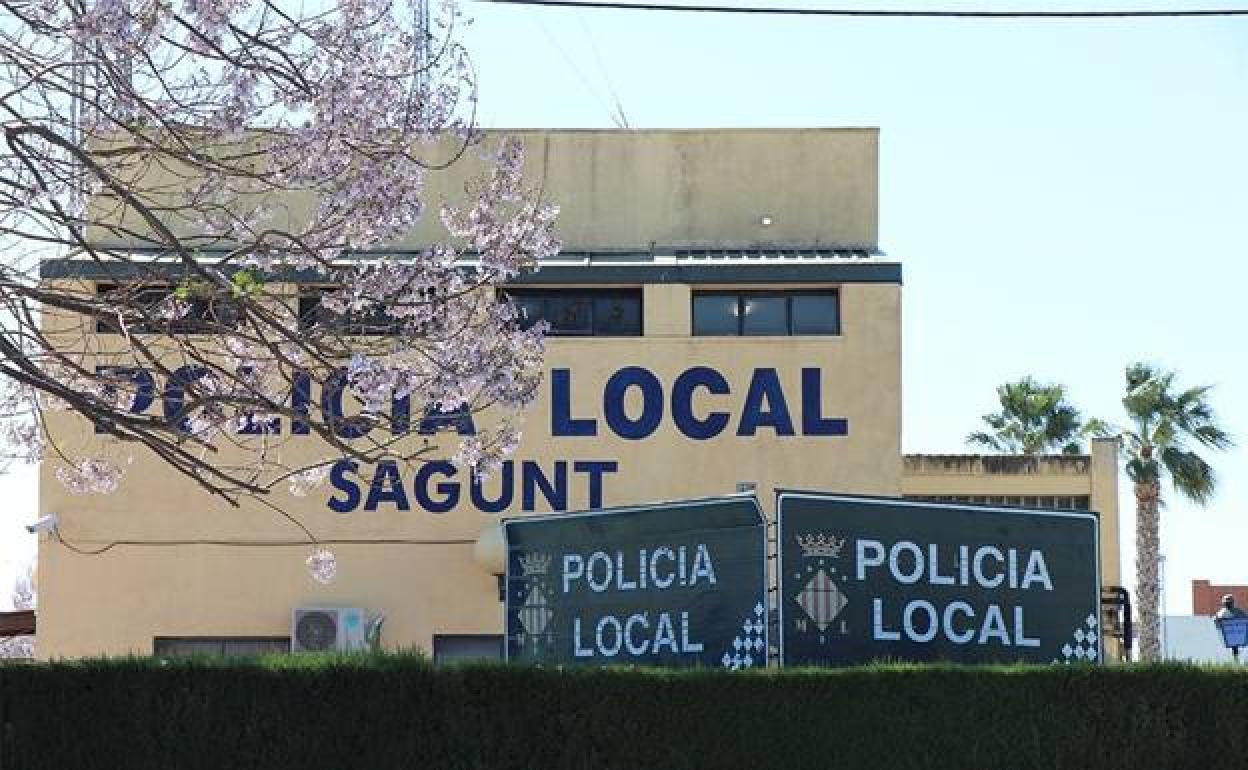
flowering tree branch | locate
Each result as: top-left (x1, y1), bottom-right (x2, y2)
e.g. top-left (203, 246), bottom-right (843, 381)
top-left (0, 0), bottom-right (560, 573)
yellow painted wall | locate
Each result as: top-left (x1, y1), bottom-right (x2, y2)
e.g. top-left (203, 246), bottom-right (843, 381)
top-left (85, 128), bottom-right (879, 253)
top-left (36, 279), bottom-right (901, 658)
top-left (1088, 438), bottom-right (1122, 589)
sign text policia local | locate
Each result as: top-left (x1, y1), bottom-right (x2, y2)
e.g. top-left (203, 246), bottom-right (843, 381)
top-left (94, 364), bottom-right (847, 514)
top-left (777, 493), bottom-right (1101, 665)
top-left (503, 496), bottom-right (768, 669)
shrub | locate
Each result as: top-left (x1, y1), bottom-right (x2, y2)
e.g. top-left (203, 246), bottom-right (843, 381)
top-left (2, 656), bottom-right (1246, 769)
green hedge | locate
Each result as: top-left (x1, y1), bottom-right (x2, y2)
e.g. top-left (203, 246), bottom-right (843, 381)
top-left (2, 656), bottom-right (1247, 769)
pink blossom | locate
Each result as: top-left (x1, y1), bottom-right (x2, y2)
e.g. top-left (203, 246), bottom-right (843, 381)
top-left (306, 548), bottom-right (338, 584)
top-left (55, 459), bottom-right (125, 495)
top-left (288, 465), bottom-right (332, 497)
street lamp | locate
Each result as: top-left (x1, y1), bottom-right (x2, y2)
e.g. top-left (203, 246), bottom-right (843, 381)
top-left (1213, 594), bottom-right (1248, 662)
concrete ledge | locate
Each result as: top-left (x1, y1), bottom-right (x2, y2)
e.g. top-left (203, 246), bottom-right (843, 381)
top-left (903, 454), bottom-right (1091, 476)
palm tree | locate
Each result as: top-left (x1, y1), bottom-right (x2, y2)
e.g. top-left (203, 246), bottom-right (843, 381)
top-left (1121, 363), bottom-right (1232, 662)
top-left (967, 377), bottom-right (1109, 455)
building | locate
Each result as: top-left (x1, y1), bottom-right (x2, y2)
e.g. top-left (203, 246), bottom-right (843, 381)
top-left (1146, 581), bottom-right (1248, 662)
top-left (1191, 579), bottom-right (1248, 616)
top-left (34, 129), bottom-right (1121, 661)
top-left (1162, 616), bottom-right (1236, 663)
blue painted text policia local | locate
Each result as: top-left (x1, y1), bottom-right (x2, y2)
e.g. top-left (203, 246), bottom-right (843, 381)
top-left (99, 364), bottom-right (848, 514)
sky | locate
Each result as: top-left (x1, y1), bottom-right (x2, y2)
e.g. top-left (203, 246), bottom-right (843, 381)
top-left (3, 0), bottom-right (1247, 622)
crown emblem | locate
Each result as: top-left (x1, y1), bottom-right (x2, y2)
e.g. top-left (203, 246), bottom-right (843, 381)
top-left (797, 533), bottom-right (845, 559)
top-left (520, 552), bottom-right (552, 576)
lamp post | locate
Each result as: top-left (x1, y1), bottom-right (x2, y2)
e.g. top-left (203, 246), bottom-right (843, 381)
top-left (1213, 594), bottom-right (1248, 663)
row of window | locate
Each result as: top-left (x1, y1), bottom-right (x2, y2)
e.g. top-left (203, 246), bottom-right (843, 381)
top-left (692, 293), bottom-right (840, 336)
top-left (513, 290), bottom-right (841, 337)
top-left (512, 290), bottom-right (642, 336)
top-left (95, 284), bottom-right (240, 334)
top-left (94, 284), bottom-right (841, 338)
top-left (903, 495), bottom-right (1092, 511)
top-left (95, 284), bottom-right (400, 336)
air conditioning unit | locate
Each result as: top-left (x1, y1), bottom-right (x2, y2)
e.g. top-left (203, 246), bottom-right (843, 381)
top-left (291, 607), bottom-right (367, 653)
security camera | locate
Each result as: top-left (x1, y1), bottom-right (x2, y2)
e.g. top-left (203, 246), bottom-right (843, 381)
top-left (25, 513), bottom-right (58, 535)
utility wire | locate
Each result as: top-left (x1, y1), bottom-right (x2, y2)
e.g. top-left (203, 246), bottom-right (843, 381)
top-left (478, 0), bottom-right (1248, 18)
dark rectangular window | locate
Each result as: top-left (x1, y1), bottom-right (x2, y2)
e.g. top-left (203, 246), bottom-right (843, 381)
top-left (791, 293), bottom-right (841, 335)
top-left (433, 635), bottom-right (504, 664)
top-left (904, 495), bottom-right (1091, 512)
top-left (298, 286), bottom-right (402, 336)
top-left (153, 637), bottom-right (290, 657)
top-left (545, 294), bottom-right (592, 335)
top-left (512, 294), bottom-right (546, 332)
top-left (692, 294), bottom-right (738, 336)
top-left (692, 291), bottom-right (840, 336)
top-left (592, 293), bottom-right (642, 335)
top-left (504, 289), bottom-right (642, 336)
top-left (741, 295), bottom-right (787, 336)
top-left (96, 283), bottom-right (239, 334)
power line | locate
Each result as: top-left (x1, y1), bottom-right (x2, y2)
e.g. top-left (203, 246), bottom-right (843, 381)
top-left (478, 0), bottom-right (1248, 18)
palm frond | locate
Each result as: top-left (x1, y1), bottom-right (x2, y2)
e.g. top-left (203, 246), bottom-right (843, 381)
top-left (1124, 382), bottom-right (1163, 421)
top-left (1152, 417), bottom-right (1176, 449)
top-left (1118, 430), bottom-right (1142, 458)
top-left (1125, 362), bottom-right (1156, 391)
top-left (1080, 418), bottom-right (1116, 440)
top-left (966, 431), bottom-right (1006, 452)
top-left (1189, 423), bottom-right (1234, 450)
top-left (973, 377), bottom-right (1100, 454)
top-left (1160, 446), bottom-right (1216, 506)
top-left (1044, 405), bottom-right (1081, 443)
top-left (1174, 384), bottom-right (1213, 412)
top-left (1170, 384), bottom-right (1234, 450)
top-left (1121, 365), bottom-right (1231, 496)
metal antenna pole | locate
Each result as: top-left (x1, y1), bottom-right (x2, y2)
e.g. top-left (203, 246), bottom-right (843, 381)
top-left (415, 0), bottom-right (431, 124)
top-left (69, 42), bottom-right (84, 227)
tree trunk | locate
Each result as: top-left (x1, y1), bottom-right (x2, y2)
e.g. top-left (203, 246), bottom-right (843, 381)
top-left (1135, 480), bottom-right (1162, 662)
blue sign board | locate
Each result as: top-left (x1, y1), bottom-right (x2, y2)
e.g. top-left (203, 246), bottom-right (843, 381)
top-left (504, 495), bottom-right (768, 669)
top-left (778, 492), bottom-right (1101, 666)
